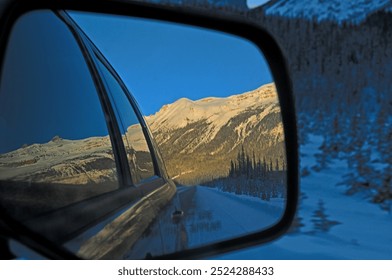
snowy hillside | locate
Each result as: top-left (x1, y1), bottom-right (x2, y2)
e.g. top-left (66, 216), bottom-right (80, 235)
top-left (263, 0), bottom-right (392, 24)
top-left (146, 83), bottom-right (285, 185)
top-left (218, 135), bottom-right (392, 260)
top-left (147, 83), bottom-right (280, 149)
top-left (0, 135), bottom-right (116, 185)
top-left (0, 122), bottom-right (151, 185)
top-left (250, 0), bottom-right (392, 206)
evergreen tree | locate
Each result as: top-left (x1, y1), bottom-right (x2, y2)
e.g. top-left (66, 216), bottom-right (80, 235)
top-left (229, 160), bottom-right (235, 177)
top-left (311, 200), bottom-right (340, 233)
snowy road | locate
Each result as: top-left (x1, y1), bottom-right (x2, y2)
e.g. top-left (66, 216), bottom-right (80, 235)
top-left (125, 185), bottom-right (284, 259)
top-left (179, 186), bottom-right (283, 248)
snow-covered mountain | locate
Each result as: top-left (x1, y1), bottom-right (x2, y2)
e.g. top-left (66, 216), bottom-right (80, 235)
top-left (262, 0), bottom-right (392, 24)
top-left (147, 83), bottom-right (281, 153)
top-left (0, 135), bottom-right (116, 185)
top-left (0, 83), bottom-right (284, 186)
top-left (146, 83), bottom-right (285, 184)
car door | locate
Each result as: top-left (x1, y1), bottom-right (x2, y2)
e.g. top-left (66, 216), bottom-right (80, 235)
top-left (0, 9), bottom-right (175, 259)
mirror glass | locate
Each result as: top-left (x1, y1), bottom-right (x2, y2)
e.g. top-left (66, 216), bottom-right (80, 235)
top-left (0, 10), bottom-right (287, 259)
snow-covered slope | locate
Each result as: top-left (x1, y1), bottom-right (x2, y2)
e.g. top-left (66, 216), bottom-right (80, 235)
top-left (147, 83), bottom-right (280, 150)
top-left (0, 116), bottom-right (155, 185)
top-left (145, 83), bottom-right (284, 184)
top-left (217, 135), bottom-right (392, 259)
top-left (0, 136), bottom-right (116, 185)
top-left (263, 0), bottom-right (392, 24)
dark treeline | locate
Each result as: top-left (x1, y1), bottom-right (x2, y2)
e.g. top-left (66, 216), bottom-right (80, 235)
top-left (229, 146), bottom-right (286, 177)
top-left (206, 146), bottom-right (286, 201)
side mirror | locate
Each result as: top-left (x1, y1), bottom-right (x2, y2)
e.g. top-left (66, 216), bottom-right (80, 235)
top-left (0, 1), bottom-right (298, 259)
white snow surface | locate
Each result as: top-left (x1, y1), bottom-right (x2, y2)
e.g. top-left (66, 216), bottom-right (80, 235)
top-left (217, 135), bottom-right (392, 259)
top-left (264, 0), bottom-right (392, 25)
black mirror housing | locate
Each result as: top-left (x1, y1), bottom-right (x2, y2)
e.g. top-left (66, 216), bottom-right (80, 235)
top-left (0, 0), bottom-right (298, 259)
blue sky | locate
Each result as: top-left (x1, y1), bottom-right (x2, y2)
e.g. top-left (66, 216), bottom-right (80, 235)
top-left (70, 12), bottom-right (273, 116)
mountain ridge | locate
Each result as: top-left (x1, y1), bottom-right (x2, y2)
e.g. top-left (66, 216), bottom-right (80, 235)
top-left (145, 83), bottom-right (285, 184)
top-left (146, 83), bottom-right (279, 149)
top-left (0, 83), bottom-right (285, 186)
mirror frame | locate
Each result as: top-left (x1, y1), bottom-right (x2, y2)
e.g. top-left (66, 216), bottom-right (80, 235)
top-left (0, 0), bottom-right (298, 259)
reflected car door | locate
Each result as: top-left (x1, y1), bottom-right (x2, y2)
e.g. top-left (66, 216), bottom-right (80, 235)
top-left (0, 10), bottom-right (176, 259)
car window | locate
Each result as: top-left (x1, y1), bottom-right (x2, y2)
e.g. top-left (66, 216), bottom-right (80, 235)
top-left (93, 56), bottom-right (155, 185)
top-left (0, 10), bottom-right (119, 221)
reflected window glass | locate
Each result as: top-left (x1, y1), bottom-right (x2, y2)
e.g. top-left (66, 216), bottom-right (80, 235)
top-left (0, 11), bottom-right (118, 221)
top-left (70, 11), bottom-right (288, 257)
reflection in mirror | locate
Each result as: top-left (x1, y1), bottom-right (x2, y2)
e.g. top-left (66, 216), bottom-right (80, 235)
top-left (0, 11), bottom-right (119, 221)
top-left (69, 12), bottom-right (287, 258)
top-left (0, 10), bottom-right (286, 259)
top-left (0, 10), bottom-right (160, 256)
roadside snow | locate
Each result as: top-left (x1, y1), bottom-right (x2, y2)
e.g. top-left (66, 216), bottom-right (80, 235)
top-left (217, 135), bottom-right (392, 259)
